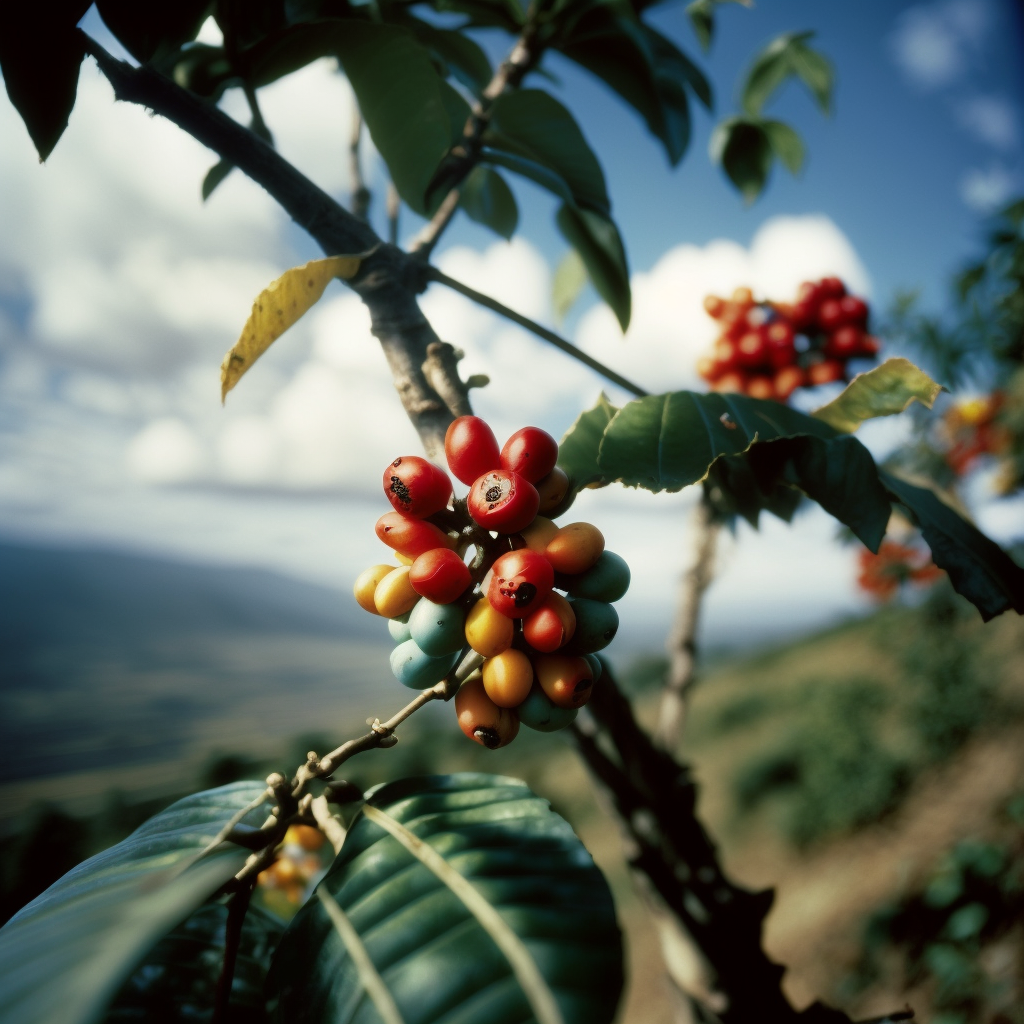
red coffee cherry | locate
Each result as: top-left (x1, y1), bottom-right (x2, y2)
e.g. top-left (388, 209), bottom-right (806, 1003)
top-left (444, 416), bottom-right (501, 485)
top-left (500, 427), bottom-right (559, 484)
top-left (375, 512), bottom-right (455, 558)
top-left (858, 335), bottom-right (881, 356)
top-left (534, 654), bottom-right (594, 709)
top-left (523, 593), bottom-right (576, 653)
top-left (383, 456), bottom-right (452, 518)
top-left (818, 299), bottom-right (845, 331)
top-left (736, 330), bottom-right (768, 368)
top-left (409, 547), bottom-right (471, 604)
top-left (826, 325), bottom-right (864, 359)
top-left (819, 276), bottom-right (846, 300)
top-left (839, 295), bottom-right (868, 326)
top-left (467, 468), bottom-right (539, 533)
top-left (487, 548), bottom-right (554, 618)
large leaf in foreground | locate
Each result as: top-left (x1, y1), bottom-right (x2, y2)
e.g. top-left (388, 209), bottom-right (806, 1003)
top-left (0, 783), bottom-right (269, 1024)
top-left (881, 471), bottom-right (1024, 621)
top-left (102, 901), bottom-right (284, 1023)
top-left (267, 773), bottom-right (623, 1024)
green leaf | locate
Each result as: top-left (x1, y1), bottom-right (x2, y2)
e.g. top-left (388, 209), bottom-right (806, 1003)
top-left (685, 0), bottom-right (750, 52)
top-left (552, 249), bottom-right (589, 324)
top-left (704, 454), bottom-right (803, 527)
top-left (431, 0), bottom-right (525, 31)
top-left (556, 204), bottom-right (631, 331)
top-left (557, 393), bottom-right (620, 489)
top-left (202, 158), bottom-right (235, 200)
top-left (0, 783), bottom-right (269, 1024)
top-left (266, 774), bottom-right (623, 1024)
top-left (643, 24), bottom-right (711, 110)
top-left (0, 4), bottom-right (90, 160)
top-left (481, 147), bottom-right (576, 205)
top-left (741, 31), bottom-right (833, 117)
top-left (335, 23), bottom-right (458, 215)
top-left (408, 22), bottom-right (493, 95)
top-left (489, 90), bottom-right (610, 215)
top-left (761, 118), bottom-right (804, 174)
top-left (459, 167), bottom-right (519, 240)
top-left (880, 472), bottom-right (1024, 621)
top-left (813, 358), bottom-right (946, 433)
top-left (101, 902), bottom-right (284, 1023)
top-left (709, 116), bottom-right (773, 203)
top-left (95, 0), bottom-right (210, 63)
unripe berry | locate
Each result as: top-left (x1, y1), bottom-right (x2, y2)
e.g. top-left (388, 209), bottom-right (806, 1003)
top-left (516, 685), bottom-right (578, 732)
top-left (534, 654), bottom-right (594, 709)
top-left (445, 416), bottom-right (501, 485)
top-left (712, 372), bottom-right (744, 394)
top-left (390, 639), bottom-right (459, 689)
top-left (745, 375), bottom-right (774, 400)
top-left (375, 512), bottom-right (455, 559)
top-left (487, 548), bottom-right (554, 618)
top-left (562, 598), bottom-right (618, 654)
top-left (703, 294), bottom-right (725, 318)
top-left (455, 677), bottom-right (519, 748)
top-left (409, 547), bottom-right (471, 604)
top-left (732, 286), bottom-right (754, 307)
top-left (409, 597), bottom-right (466, 656)
top-left (773, 365), bottom-right (806, 401)
top-left (545, 522), bottom-right (604, 575)
top-left (465, 597), bottom-right (514, 657)
top-left (808, 359), bottom-right (845, 386)
top-left (467, 468), bottom-right (539, 533)
top-left (482, 649), bottom-right (534, 708)
top-left (374, 566), bottom-right (419, 618)
top-left (523, 592), bottom-right (576, 652)
top-left (521, 516), bottom-right (559, 553)
top-left (354, 564), bottom-right (395, 615)
top-left (500, 426), bottom-right (559, 483)
top-left (382, 456), bottom-right (452, 517)
top-left (566, 551), bottom-right (630, 603)
top-left (535, 466), bottom-right (569, 514)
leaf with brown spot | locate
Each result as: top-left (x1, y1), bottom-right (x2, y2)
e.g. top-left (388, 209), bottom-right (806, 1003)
top-left (220, 255), bottom-right (364, 401)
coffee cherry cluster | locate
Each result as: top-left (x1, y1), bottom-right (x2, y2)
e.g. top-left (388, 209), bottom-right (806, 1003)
top-left (697, 279), bottom-right (879, 401)
top-left (352, 416), bottom-right (630, 750)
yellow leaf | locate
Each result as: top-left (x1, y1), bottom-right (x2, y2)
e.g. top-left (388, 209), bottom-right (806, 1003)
top-left (220, 255), bottom-right (364, 402)
top-left (812, 357), bottom-right (946, 433)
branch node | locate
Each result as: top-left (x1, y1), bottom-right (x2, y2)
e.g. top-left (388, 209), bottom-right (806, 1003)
top-left (422, 341), bottom-right (481, 418)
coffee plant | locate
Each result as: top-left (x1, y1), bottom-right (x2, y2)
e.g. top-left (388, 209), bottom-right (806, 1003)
top-left (2, 3), bottom-right (1023, 1023)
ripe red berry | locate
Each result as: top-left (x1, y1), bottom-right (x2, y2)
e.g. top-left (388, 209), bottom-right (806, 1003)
top-left (790, 299), bottom-right (818, 332)
top-left (500, 426), bottom-right (559, 484)
top-left (523, 593), bottom-right (576, 652)
top-left (382, 456), bottom-right (452, 518)
top-left (766, 321), bottom-right (795, 348)
top-left (839, 295), bottom-right (868, 326)
top-left (826, 325), bottom-right (864, 359)
top-left (818, 299), bottom-right (845, 331)
top-left (487, 548), bottom-right (554, 618)
top-left (808, 359), bottom-right (845, 386)
top-left (858, 335), bottom-right (881, 356)
top-left (375, 512), bottom-right (455, 558)
top-left (409, 547), bottom-right (471, 604)
top-left (468, 468), bottom-right (539, 533)
top-left (737, 330), bottom-right (768, 368)
top-left (796, 281), bottom-right (820, 304)
top-left (444, 416), bottom-right (501, 485)
top-left (819, 276), bottom-right (846, 300)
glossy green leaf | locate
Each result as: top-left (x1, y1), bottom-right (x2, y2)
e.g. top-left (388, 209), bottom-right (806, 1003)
top-left (335, 23), bottom-right (457, 215)
top-left (558, 393), bottom-right (620, 489)
top-left (431, 0), bottom-right (525, 30)
top-left (95, 0), bottom-right (210, 63)
top-left (881, 472), bottom-right (1024, 621)
top-left (490, 90), bottom-right (610, 215)
top-left (101, 902), bottom-right (284, 1023)
top-left (267, 774), bottom-right (623, 1024)
top-left (741, 31), bottom-right (833, 117)
top-left (643, 25), bottom-right (711, 110)
top-left (409, 22), bottom-right (493, 94)
top-left (0, 782), bottom-right (269, 1024)
top-left (202, 159), bottom-right (235, 200)
top-left (704, 454), bottom-right (803, 527)
top-left (556, 204), bottom-right (631, 331)
top-left (0, 4), bottom-right (89, 160)
top-left (481, 147), bottom-right (576, 205)
top-left (813, 358), bottom-right (946, 433)
top-left (553, 249), bottom-right (589, 324)
top-left (459, 167), bottom-right (519, 240)
top-left (709, 116), bottom-right (773, 202)
top-left (761, 118), bottom-right (804, 174)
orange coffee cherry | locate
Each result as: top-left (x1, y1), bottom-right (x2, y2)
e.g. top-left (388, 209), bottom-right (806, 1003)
top-left (354, 564), bottom-right (395, 615)
top-left (374, 565), bottom-right (419, 618)
top-left (534, 654), bottom-right (594, 709)
top-left (464, 598), bottom-right (514, 657)
top-left (482, 649), bottom-right (534, 708)
top-left (455, 677), bottom-right (520, 748)
top-left (545, 522), bottom-right (605, 574)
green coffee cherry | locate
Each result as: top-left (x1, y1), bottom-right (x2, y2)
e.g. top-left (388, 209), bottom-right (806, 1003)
top-left (390, 640), bottom-right (459, 689)
top-left (388, 610), bottom-right (412, 644)
top-left (516, 684), bottom-right (578, 732)
top-left (409, 597), bottom-right (466, 657)
top-left (584, 653), bottom-right (603, 683)
top-left (566, 551), bottom-right (630, 602)
top-left (563, 598), bottom-right (618, 654)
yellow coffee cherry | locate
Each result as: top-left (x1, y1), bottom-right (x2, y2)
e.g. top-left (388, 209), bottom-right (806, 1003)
top-left (354, 564), bottom-right (396, 615)
top-left (374, 565), bottom-right (419, 618)
top-left (545, 522), bottom-right (605, 575)
top-left (482, 649), bottom-right (534, 708)
top-left (464, 597), bottom-right (514, 657)
top-left (521, 516), bottom-right (559, 553)
top-left (394, 552), bottom-right (414, 566)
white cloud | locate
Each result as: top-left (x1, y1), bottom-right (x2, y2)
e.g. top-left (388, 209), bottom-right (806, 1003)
top-left (954, 94), bottom-right (1019, 149)
top-left (575, 214), bottom-right (872, 394)
top-left (127, 418), bottom-right (207, 483)
top-left (960, 164), bottom-right (1019, 211)
top-left (888, 0), bottom-right (992, 90)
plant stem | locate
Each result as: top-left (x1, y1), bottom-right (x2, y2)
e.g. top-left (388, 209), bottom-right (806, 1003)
top-left (349, 98), bottom-right (371, 222)
top-left (655, 494), bottom-right (721, 750)
top-left (428, 268), bottom-right (649, 398)
top-left (212, 881), bottom-right (254, 1024)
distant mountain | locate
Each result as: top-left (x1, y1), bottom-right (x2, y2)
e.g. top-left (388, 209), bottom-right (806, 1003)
top-left (0, 541), bottom-right (393, 786)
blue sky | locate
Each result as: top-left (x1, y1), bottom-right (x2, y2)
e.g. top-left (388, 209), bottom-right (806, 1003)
top-left (1, 0), bottom-right (1022, 651)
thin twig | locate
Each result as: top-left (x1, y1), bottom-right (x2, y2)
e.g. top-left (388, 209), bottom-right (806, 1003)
top-left (386, 181), bottom-right (400, 245)
top-left (311, 794), bottom-right (348, 854)
top-left (428, 268), bottom-right (649, 397)
top-left (212, 881), bottom-right (255, 1024)
top-left (655, 494), bottom-right (720, 750)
